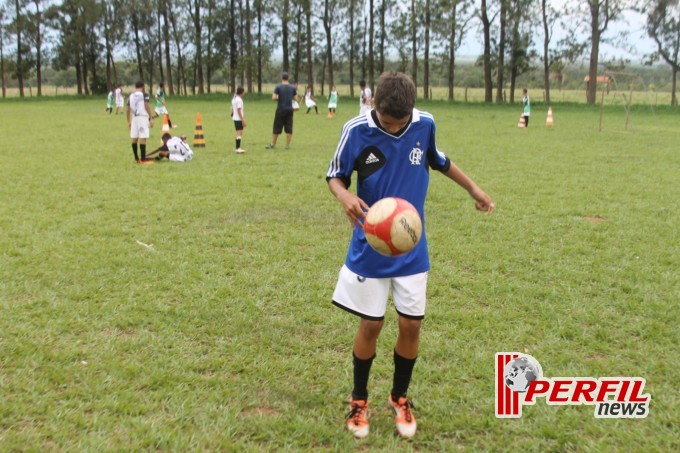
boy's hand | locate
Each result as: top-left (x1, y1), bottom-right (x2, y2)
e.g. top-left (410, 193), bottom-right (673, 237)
top-left (470, 188), bottom-right (495, 215)
top-left (337, 191), bottom-right (369, 230)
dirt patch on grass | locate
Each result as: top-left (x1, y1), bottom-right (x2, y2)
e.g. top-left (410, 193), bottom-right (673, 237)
top-left (584, 216), bottom-right (607, 223)
top-left (242, 406), bottom-right (279, 417)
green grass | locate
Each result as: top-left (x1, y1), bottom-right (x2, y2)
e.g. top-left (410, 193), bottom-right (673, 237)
top-left (0, 96), bottom-right (678, 451)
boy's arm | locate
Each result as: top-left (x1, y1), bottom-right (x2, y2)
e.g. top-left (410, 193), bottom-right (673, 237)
top-left (238, 107), bottom-right (246, 126)
top-left (145, 101), bottom-right (154, 126)
top-left (328, 178), bottom-right (370, 229)
top-left (443, 162), bottom-right (495, 215)
top-left (146, 143), bottom-right (168, 158)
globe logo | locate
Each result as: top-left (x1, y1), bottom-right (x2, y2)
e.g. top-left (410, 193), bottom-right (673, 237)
top-left (504, 355), bottom-right (542, 393)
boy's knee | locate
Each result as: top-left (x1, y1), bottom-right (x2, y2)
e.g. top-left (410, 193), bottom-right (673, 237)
top-left (358, 319), bottom-right (384, 339)
top-left (398, 317), bottom-right (422, 338)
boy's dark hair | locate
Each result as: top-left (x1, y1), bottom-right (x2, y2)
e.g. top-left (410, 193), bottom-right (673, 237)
top-left (159, 82), bottom-right (164, 88)
top-left (282, 72), bottom-right (289, 81)
top-left (135, 81), bottom-right (144, 88)
top-left (373, 72), bottom-right (416, 119)
top-left (359, 79), bottom-right (366, 87)
top-left (236, 86), bottom-right (245, 95)
top-left (162, 133), bottom-right (172, 141)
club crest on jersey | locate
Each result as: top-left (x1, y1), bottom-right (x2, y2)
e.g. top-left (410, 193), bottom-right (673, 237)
top-left (409, 146), bottom-right (423, 165)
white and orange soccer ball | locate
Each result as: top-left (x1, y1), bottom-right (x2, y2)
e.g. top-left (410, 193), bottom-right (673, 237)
top-left (364, 197), bottom-right (423, 257)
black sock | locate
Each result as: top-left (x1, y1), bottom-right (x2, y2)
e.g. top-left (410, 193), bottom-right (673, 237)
top-left (168, 118), bottom-right (172, 128)
top-left (352, 352), bottom-right (375, 401)
top-left (132, 143), bottom-right (139, 161)
top-left (236, 137), bottom-right (241, 149)
top-left (391, 350), bottom-right (417, 400)
top-left (140, 144), bottom-right (146, 161)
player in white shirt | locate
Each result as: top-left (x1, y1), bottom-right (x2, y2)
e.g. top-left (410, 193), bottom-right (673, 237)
top-left (147, 133), bottom-right (194, 162)
top-left (231, 86), bottom-right (246, 153)
top-left (359, 79), bottom-right (372, 115)
top-left (126, 81), bottom-right (154, 164)
top-left (114, 83), bottom-right (125, 114)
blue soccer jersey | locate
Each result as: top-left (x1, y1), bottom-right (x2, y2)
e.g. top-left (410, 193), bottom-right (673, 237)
top-left (327, 109), bottom-right (451, 278)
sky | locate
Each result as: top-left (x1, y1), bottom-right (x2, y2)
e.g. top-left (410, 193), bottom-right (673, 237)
top-left (451, 6), bottom-right (656, 66)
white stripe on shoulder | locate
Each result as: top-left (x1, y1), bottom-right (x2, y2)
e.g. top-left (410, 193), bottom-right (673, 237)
top-left (418, 110), bottom-right (435, 122)
top-left (327, 116), bottom-right (368, 178)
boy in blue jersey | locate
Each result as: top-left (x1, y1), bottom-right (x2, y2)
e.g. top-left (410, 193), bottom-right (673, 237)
top-left (327, 72), bottom-right (495, 439)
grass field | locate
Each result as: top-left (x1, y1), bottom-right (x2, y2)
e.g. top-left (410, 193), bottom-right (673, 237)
top-left (0, 96), bottom-right (678, 451)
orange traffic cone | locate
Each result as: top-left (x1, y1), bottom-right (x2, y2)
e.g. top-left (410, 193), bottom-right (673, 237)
top-left (193, 113), bottom-right (206, 148)
top-left (546, 107), bottom-right (554, 127)
top-left (161, 114), bottom-right (170, 134)
top-left (517, 115), bottom-right (526, 128)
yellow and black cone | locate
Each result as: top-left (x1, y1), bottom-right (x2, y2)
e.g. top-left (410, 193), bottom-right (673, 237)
top-left (193, 112), bottom-right (206, 147)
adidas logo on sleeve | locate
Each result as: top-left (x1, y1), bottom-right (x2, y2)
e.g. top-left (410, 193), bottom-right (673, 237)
top-left (365, 153), bottom-right (380, 164)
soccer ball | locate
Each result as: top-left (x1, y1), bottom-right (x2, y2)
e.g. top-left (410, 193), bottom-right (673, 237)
top-left (364, 197), bottom-right (422, 257)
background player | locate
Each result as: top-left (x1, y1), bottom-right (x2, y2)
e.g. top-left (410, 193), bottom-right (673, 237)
top-left (127, 81), bottom-right (154, 164)
top-left (105, 89), bottom-right (114, 114)
top-left (522, 88), bottom-right (531, 127)
top-left (265, 72), bottom-right (297, 150)
top-left (327, 72), bottom-right (494, 440)
top-left (328, 85), bottom-right (338, 118)
top-left (153, 82), bottom-right (174, 128)
top-left (231, 86), bottom-right (246, 154)
top-left (359, 79), bottom-right (372, 115)
top-left (114, 83), bottom-right (125, 114)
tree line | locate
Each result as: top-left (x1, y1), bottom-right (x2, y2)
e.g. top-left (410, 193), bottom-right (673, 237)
top-left (1, 0), bottom-right (679, 105)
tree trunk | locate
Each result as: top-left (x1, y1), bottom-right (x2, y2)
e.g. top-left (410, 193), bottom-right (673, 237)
top-left (35, 0), bottom-right (42, 96)
top-left (245, 0), bottom-right (253, 93)
top-left (378, 0), bottom-right (386, 75)
top-left (495, 0), bottom-right (507, 103)
top-left (448, 0), bottom-right (457, 101)
top-left (349, 0), bottom-right (355, 97)
top-left (411, 0), bottom-right (417, 91)
top-left (305, 0), bottom-right (313, 90)
top-left (238, 0), bottom-right (244, 86)
top-left (157, 8), bottom-right (164, 89)
top-left (282, 0), bottom-right (290, 72)
top-left (481, 0), bottom-right (492, 102)
top-left (169, 6), bottom-right (185, 95)
top-left (15, 0), bottom-right (24, 97)
top-left (0, 21), bottom-right (5, 98)
top-left (587, 1), bottom-right (601, 104)
top-left (193, 1), bottom-right (204, 94)
top-left (133, 13), bottom-right (144, 81)
top-left (75, 61), bottom-right (82, 95)
top-left (368, 0), bottom-right (374, 90)
top-left (230, 0), bottom-right (237, 91)
top-left (104, 18), bottom-right (112, 91)
top-left (672, 66), bottom-right (678, 106)
top-left (541, 0), bottom-right (550, 104)
top-left (323, 0), bottom-right (334, 90)
top-left (294, 8), bottom-right (302, 82)
top-left (423, 0), bottom-right (430, 99)
top-left (257, 0), bottom-right (262, 93)
top-left (163, 0), bottom-right (173, 95)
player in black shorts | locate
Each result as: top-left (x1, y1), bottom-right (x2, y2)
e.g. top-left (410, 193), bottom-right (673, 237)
top-left (265, 72), bottom-right (298, 150)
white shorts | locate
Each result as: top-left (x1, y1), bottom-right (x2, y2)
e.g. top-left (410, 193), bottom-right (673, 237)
top-left (360, 105), bottom-right (372, 115)
top-left (169, 151), bottom-right (193, 162)
top-left (328, 102), bottom-right (337, 109)
top-left (130, 116), bottom-right (150, 139)
top-left (155, 106), bottom-right (169, 116)
top-left (332, 265), bottom-right (428, 320)
top-left (305, 99), bottom-right (316, 108)
top-left (116, 100), bottom-right (124, 108)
